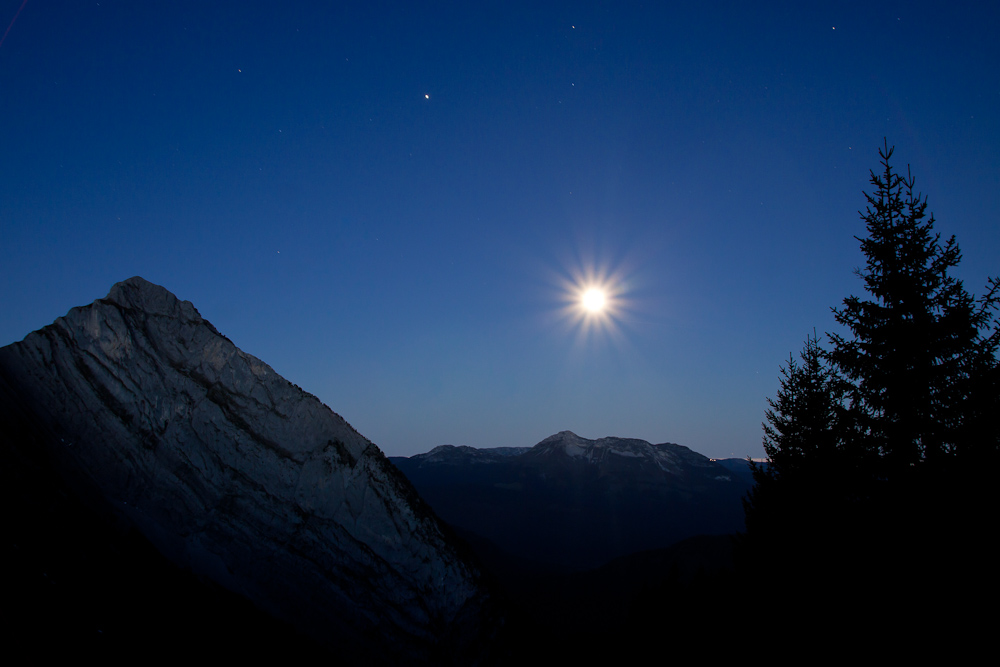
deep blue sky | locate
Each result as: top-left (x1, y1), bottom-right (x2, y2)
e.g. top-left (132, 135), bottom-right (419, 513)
top-left (2, 1), bottom-right (998, 458)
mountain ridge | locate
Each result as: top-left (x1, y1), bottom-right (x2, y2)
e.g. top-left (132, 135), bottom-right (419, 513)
top-left (390, 430), bottom-right (751, 570)
top-left (0, 276), bottom-right (499, 661)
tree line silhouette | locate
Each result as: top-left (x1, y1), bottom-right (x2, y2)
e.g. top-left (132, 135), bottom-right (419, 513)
top-left (741, 142), bottom-right (999, 652)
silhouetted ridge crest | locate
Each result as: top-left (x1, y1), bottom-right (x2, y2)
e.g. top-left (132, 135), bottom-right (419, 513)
top-left (391, 432), bottom-right (751, 570)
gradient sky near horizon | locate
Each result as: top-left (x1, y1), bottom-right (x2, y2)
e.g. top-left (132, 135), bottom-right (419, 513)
top-left (2, 1), bottom-right (998, 459)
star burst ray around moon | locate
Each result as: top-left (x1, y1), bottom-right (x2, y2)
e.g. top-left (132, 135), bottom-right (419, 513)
top-left (555, 262), bottom-right (629, 342)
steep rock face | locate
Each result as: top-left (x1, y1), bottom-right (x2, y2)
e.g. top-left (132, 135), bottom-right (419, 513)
top-left (0, 277), bottom-right (496, 660)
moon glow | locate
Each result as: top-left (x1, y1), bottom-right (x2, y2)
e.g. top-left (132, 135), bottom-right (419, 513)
top-left (582, 288), bottom-right (606, 312)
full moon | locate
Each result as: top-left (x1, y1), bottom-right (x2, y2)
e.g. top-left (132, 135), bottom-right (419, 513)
top-left (581, 288), bottom-right (606, 312)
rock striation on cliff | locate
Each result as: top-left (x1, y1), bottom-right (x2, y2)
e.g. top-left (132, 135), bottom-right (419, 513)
top-left (0, 277), bottom-right (498, 661)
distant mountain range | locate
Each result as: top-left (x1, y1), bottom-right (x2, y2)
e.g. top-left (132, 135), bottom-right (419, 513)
top-left (391, 431), bottom-right (753, 570)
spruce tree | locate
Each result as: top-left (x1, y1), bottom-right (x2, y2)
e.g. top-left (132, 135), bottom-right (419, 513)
top-left (744, 332), bottom-right (847, 539)
top-left (740, 143), bottom-right (999, 642)
top-left (760, 332), bottom-right (844, 477)
top-left (827, 142), bottom-right (1000, 476)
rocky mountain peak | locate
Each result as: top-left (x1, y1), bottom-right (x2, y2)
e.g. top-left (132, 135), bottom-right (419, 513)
top-left (104, 275), bottom-right (205, 323)
top-left (525, 431), bottom-right (720, 477)
top-left (540, 429), bottom-right (581, 442)
top-left (0, 278), bottom-right (499, 661)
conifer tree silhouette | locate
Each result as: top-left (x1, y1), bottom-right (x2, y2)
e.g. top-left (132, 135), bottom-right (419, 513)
top-left (742, 144), bottom-right (999, 643)
top-left (828, 141), bottom-right (1000, 476)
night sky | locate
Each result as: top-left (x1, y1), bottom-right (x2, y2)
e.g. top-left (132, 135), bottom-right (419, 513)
top-left (2, 1), bottom-right (997, 459)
